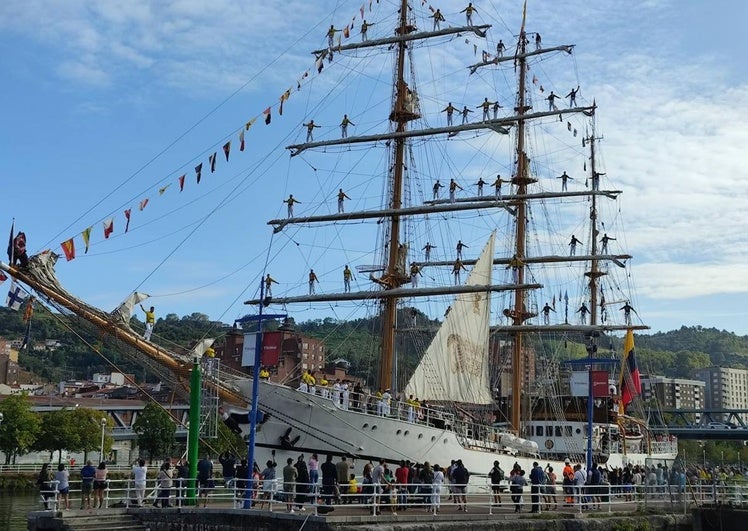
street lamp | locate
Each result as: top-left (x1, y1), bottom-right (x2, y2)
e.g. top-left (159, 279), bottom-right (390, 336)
top-left (99, 418), bottom-right (107, 464)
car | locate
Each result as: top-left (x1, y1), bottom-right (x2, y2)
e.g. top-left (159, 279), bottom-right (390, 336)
top-left (707, 422), bottom-right (732, 429)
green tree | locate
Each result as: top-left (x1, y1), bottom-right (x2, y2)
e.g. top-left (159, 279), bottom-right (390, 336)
top-left (70, 408), bottom-right (112, 463)
top-left (133, 402), bottom-right (176, 462)
top-left (0, 393), bottom-right (41, 464)
top-left (34, 409), bottom-right (81, 464)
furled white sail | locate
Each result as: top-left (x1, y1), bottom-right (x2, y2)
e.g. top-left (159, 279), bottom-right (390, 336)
top-left (403, 232), bottom-right (495, 404)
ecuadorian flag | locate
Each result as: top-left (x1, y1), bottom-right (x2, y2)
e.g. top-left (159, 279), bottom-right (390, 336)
top-left (619, 329), bottom-right (641, 414)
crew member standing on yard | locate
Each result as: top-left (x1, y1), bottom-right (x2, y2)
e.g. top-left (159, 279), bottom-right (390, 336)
top-left (461, 3), bottom-right (476, 26)
top-left (535, 33), bottom-right (542, 50)
top-left (422, 242), bottom-right (436, 261)
top-left (303, 120), bottom-right (320, 142)
top-left (432, 179), bottom-right (444, 200)
top-left (476, 177), bottom-right (487, 196)
top-left (621, 301), bottom-right (635, 325)
top-left (547, 91), bottom-right (559, 111)
top-left (492, 101), bottom-right (502, 119)
top-left (410, 262), bottom-right (422, 288)
top-left (361, 20), bottom-right (373, 41)
top-left (264, 274), bottom-right (278, 296)
top-left (577, 303), bottom-right (590, 324)
top-left (449, 178), bottom-right (463, 203)
top-left (453, 258), bottom-right (467, 285)
top-left (326, 25), bottom-right (339, 47)
top-left (343, 265), bottom-right (353, 292)
top-left (492, 174), bottom-right (507, 198)
top-left (600, 233), bottom-right (616, 253)
top-left (461, 105), bottom-right (472, 124)
top-left (566, 86), bottom-right (580, 107)
top-left (432, 9), bottom-right (445, 31)
top-left (139, 305), bottom-right (155, 341)
top-left (557, 171), bottom-right (573, 191)
top-left (497, 39), bottom-right (506, 57)
top-left (308, 269), bottom-right (319, 295)
top-left (283, 194), bottom-right (300, 217)
top-left (477, 97), bottom-right (496, 122)
top-left (456, 239), bottom-right (468, 259)
top-left (541, 303), bottom-right (555, 325)
top-left (340, 115), bottom-right (355, 138)
top-left (442, 102), bottom-right (458, 126)
top-left (568, 234), bottom-right (582, 256)
top-left (337, 188), bottom-right (351, 213)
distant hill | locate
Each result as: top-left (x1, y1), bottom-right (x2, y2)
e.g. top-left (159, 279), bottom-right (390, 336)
top-left (2, 305), bottom-right (745, 385)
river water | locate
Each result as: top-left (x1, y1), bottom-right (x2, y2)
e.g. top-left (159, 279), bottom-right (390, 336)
top-left (0, 493), bottom-right (40, 531)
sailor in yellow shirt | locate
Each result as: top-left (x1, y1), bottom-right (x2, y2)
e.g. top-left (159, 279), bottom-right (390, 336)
top-left (453, 258), bottom-right (467, 285)
top-left (319, 377), bottom-right (329, 399)
top-left (264, 273), bottom-right (278, 297)
top-left (346, 474), bottom-right (358, 503)
top-left (406, 395), bottom-right (416, 423)
top-left (476, 97), bottom-right (497, 122)
top-left (204, 346), bottom-right (216, 375)
top-left (343, 265), bottom-right (354, 293)
top-left (139, 305), bottom-right (155, 341)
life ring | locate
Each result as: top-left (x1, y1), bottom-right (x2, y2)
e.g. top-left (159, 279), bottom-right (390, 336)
top-left (545, 439), bottom-right (554, 449)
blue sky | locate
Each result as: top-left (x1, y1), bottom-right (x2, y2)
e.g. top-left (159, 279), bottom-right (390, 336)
top-left (1, 0), bottom-right (747, 337)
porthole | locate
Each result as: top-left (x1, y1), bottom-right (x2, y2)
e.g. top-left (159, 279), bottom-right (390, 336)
top-left (372, 425), bottom-right (377, 430)
top-left (418, 433), bottom-right (423, 439)
top-left (575, 428), bottom-right (581, 434)
top-left (404, 430), bottom-right (409, 436)
top-left (396, 429), bottom-right (402, 435)
top-left (431, 436), bottom-right (436, 442)
top-left (363, 423), bottom-right (369, 429)
top-left (443, 439), bottom-right (448, 444)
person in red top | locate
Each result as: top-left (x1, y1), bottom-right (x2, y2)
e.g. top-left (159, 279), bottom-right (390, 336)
top-left (395, 460), bottom-right (410, 510)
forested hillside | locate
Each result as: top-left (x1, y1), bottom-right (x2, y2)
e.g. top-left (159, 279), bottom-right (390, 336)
top-left (2, 303), bottom-right (747, 385)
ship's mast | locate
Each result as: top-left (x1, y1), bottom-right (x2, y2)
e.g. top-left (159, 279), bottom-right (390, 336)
top-left (378, 0), bottom-right (413, 390)
top-left (586, 118), bottom-right (602, 325)
top-left (510, 20), bottom-right (534, 434)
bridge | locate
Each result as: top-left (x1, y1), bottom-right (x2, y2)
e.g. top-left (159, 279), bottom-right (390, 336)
top-left (25, 395), bottom-right (190, 441)
top-left (648, 408), bottom-right (748, 440)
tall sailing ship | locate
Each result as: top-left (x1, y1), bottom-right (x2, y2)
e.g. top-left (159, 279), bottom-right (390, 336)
top-left (2, 0), bottom-right (677, 479)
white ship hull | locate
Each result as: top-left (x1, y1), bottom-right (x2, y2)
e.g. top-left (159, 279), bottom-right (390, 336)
top-left (231, 379), bottom-right (677, 481)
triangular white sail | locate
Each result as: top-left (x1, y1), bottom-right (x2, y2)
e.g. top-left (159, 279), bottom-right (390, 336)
top-left (403, 232), bottom-right (496, 404)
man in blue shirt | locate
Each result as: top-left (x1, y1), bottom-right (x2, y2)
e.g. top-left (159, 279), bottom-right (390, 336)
top-left (529, 461), bottom-right (545, 513)
top-left (80, 460), bottom-right (97, 510)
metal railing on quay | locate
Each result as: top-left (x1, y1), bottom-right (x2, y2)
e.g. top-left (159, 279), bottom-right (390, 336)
top-left (31, 476), bottom-right (748, 516)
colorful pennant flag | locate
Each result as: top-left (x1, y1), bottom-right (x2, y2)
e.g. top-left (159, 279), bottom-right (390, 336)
top-left (60, 238), bottom-right (75, 261)
top-left (343, 25), bottom-right (350, 38)
top-left (124, 209), bottom-right (132, 232)
top-left (245, 117), bottom-right (256, 131)
top-left (103, 218), bottom-right (114, 239)
top-left (139, 198), bottom-right (149, 211)
top-left (82, 227), bottom-right (92, 253)
top-left (209, 152), bottom-right (217, 173)
top-left (6, 282), bottom-right (26, 310)
top-left (223, 142), bottom-right (231, 161)
top-left (0, 271), bottom-right (7, 283)
top-left (239, 130), bottom-right (245, 152)
top-left (159, 184), bottom-right (171, 195)
top-left (263, 107), bottom-right (272, 125)
top-left (179, 174), bottom-right (186, 191)
top-left (195, 163), bottom-right (203, 184)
